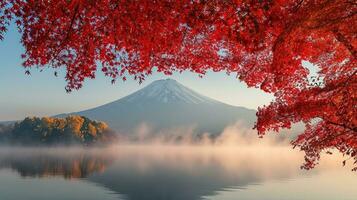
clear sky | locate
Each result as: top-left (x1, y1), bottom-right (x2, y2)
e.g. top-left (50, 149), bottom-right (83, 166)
top-left (0, 24), bottom-right (274, 121)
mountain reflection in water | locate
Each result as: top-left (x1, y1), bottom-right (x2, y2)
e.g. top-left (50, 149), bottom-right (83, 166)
top-left (0, 145), bottom-right (354, 200)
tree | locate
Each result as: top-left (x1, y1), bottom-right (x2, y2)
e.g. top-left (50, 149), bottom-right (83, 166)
top-left (5, 116), bottom-right (115, 145)
top-left (1, 0), bottom-right (356, 169)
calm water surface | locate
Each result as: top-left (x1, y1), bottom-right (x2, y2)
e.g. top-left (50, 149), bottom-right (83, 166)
top-left (0, 146), bottom-right (355, 200)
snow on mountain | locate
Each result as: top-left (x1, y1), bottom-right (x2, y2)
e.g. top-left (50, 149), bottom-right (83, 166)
top-left (122, 79), bottom-right (218, 104)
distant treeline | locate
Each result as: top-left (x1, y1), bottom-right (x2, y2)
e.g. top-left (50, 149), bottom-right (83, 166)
top-left (0, 116), bottom-right (116, 146)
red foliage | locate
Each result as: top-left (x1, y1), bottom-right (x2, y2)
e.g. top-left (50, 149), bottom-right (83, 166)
top-left (1, 0), bottom-right (356, 169)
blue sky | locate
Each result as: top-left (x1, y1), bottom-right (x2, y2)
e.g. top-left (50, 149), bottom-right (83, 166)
top-left (0, 24), bottom-right (274, 121)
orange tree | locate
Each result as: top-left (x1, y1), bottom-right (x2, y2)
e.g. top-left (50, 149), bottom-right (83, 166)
top-left (1, 0), bottom-right (356, 169)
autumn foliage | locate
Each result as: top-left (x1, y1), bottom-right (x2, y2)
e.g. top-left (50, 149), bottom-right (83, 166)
top-left (0, 0), bottom-right (356, 169)
top-left (0, 116), bottom-right (115, 145)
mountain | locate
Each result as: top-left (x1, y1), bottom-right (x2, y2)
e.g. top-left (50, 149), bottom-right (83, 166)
top-left (59, 79), bottom-right (256, 135)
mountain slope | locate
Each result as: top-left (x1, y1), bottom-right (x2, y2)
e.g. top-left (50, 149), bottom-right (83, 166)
top-left (58, 79), bottom-right (257, 134)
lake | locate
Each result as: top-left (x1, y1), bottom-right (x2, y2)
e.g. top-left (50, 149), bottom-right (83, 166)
top-left (0, 145), bottom-right (355, 200)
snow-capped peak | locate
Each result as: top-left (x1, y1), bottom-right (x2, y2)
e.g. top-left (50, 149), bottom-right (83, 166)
top-left (122, 79), bottom-right (218, 104)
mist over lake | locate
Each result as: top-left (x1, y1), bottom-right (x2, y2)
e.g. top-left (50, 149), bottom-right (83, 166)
top-left (0, 145), bottom-right (355, 200)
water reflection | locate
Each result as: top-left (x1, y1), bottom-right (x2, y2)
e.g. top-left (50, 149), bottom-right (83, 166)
top-left (88, 146), bottom-right (308, 200)
top-left (0, 146), bottom-right (352, 200)
top-left (0, 148), bottom-right (113, 179)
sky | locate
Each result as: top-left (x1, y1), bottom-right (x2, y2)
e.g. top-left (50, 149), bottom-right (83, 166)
top-left (0, 24), bottom-right (274, 121)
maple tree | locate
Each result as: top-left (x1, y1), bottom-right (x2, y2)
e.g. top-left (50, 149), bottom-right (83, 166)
top-left (0, 0), bottom-right (356, 170)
